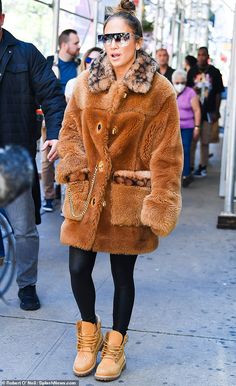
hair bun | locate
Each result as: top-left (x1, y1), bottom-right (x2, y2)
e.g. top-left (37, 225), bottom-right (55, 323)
top-left (115, 0), bottom-right (136, 15)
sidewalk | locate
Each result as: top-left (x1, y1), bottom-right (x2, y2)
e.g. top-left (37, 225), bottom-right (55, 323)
top-left (1, 142), bottom-right (236, 386)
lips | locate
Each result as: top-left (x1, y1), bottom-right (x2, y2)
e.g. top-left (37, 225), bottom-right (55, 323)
top-left (111, 53), bottom-right (121, 60)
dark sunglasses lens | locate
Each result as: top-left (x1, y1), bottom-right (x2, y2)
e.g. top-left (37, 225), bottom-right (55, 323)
top-left (98, 33), bottom-right (130, 45)
top-left (123, 33), bottom-right (130, 41)
top-left (98, 34), bottom-right (104, 43)
top-left (104, 35), bottom-right (110, 44)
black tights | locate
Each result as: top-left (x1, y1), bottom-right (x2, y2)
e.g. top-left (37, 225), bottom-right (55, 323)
top-left (69, 247), bottom-right (137, 336)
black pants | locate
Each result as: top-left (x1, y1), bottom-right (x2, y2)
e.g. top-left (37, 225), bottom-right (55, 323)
top-left (69, 247), bottom-right (137, 336)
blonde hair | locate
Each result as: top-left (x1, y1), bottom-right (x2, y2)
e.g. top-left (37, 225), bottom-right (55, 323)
top-left (80, 47), bottom-right (102, 72)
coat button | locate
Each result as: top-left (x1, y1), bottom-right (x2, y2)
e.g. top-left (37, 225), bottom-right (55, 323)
top-left (98, 161), bottom-right (104, 171)
top-left (102, 200), bottom-right (106, 207)
top-left (123, 92), bottom-right (127, 98)
top-left (112, 127), bottom-right (117, 135)
top-left (91, 197), bottom-right (96, 206)
top-left (97, 123), bottom-right (102, 131)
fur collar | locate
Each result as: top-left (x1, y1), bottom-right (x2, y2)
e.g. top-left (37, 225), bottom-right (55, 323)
top-left (88, 49), bottom-right (158, 94)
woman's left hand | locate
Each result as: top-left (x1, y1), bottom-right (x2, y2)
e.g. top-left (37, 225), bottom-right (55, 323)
top-left (193, 126), bottom-right (200, 141)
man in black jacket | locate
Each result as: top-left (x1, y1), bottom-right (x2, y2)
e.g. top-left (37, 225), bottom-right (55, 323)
top-left (0, 1), bottom-right (66, 310)
top-left (187, 47), bottom-right (224, 177)
top-left (156, 48), bottom-right (175, 83)
top-left (41, 29), bottom-right (80, 213)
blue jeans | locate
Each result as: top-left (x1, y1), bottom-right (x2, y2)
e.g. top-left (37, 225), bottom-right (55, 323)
top-left (5, 189), bottom-right (39, 288)
top-left (181, 128), bottom-right (194, 177)
top-left (0, 209), bottom-right (9, 257)
top-left (0, 227), bottom-right (4, 257)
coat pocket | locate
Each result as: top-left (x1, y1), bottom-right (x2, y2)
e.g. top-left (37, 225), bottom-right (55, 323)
top-left (63, 180), bottom-right (89, 221)
top-left (111, 183), bottom-right (151, 227)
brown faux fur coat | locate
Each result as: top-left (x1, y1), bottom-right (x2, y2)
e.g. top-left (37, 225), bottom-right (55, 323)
top-left (56, 50), bottom-right (183, 254)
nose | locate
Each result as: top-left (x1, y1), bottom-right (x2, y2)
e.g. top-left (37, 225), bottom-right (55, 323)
top-left (110, 38), bottom-right (118, 48)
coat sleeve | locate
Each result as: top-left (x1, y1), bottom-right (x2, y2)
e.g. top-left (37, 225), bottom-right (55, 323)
top-left (55, 94), bottom-right (88, 184)
top-left (140, 93), bottom-right (183, 237)
top-left (27, 43), bottom-right (66, 140)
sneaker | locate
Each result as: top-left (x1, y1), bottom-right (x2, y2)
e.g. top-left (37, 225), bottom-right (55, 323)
top-left (182, 174), bottom-right (194, 187)
top-left (194, 165), bottom-right (207, 177)
top-left (18, 285), bottom-right (41, 311)
top-left (42, 199), bottom-right (54, 212)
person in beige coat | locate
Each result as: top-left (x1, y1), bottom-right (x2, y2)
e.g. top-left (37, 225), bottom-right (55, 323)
top-left (56, 0), bottom-right (183, 381)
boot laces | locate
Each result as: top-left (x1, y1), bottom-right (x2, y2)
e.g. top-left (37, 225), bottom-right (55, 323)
top-left (77, 331), bottom-right (98, 352)
top-left (101, 340), bottom-right (123, 363)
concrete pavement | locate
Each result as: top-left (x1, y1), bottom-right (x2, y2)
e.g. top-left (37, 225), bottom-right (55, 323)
top-left (0, 142), bottom-right (236, 386)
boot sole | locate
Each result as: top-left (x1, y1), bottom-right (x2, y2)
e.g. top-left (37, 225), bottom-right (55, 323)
top-left (73, 336), bottom-right (103, 377)
top-left (20, 303), bottom-right (41, 311)
top-left (95, 361), bottom-right (126, 381)
top-left (19, 300), bottom-right (41, 311)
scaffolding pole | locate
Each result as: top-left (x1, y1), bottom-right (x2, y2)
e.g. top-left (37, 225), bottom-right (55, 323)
top-left (177, 5), bottom-right (185, 68)
top-left (51, 0), bottom-right (60, 54)
top-left (152, 0), bottom-right (160, 57)
top-left (93, 0), bottom-right (101, 47)
top-left (137, 0), bottom-right (143, 23)
top-left (217, 2), bottom-right (236, 229)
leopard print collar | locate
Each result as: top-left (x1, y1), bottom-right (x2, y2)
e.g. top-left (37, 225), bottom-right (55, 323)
top-left (88, 49), bottom-right (158, 94)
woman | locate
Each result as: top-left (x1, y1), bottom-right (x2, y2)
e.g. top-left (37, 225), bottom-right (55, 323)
top-left (56, 0), bottom-right (183, 381)
top-left (172, 69), bottom-right (201, 187)
top-left (65, 47), bottom-right (102, 102)
top-left (184, 54), bottom-right (197, 73)
top-left (80, 46), bottom-right (103, 72)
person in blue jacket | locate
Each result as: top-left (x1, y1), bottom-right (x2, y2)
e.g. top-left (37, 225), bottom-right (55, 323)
top-left (0, 1), bottom-right (66, 310)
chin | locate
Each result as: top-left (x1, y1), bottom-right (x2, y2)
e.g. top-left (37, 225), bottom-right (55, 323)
top-left (109, 57), bottom-right (129, 68)
top-left (110, 61), bottom-right (122, 68)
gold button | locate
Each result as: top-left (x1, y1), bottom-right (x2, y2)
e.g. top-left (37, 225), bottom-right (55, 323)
top-left (123, 92), bottom-right (127, 99)
top-left (112, 127), bottom-right (117, 135)
top-left (98, 161), bottom-right (104, 171)
top-left (91, 197), bottom-right (96, 206)
top-left (102, 200), bottom-right (106, 207)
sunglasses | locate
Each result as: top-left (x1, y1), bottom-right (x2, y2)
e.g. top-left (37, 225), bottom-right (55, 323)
top-left (98, 32), bottom-right (137, 47)
top-left (175, 82), bottom-right (186, 85)
top-left (85, 57), bottom-right (93, 64)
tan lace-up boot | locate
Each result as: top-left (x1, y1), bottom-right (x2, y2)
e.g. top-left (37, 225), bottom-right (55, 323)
top-left (73, 315), bottom-right (103, 377)
top-left (95, 330), bottom-right (128, 381)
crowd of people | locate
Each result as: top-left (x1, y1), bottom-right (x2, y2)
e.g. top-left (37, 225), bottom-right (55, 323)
top-left (155, 46), bottom-right (224, 186)
top-left (0, 0), bottom-right (224, 382)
